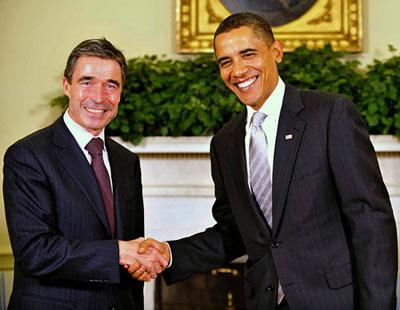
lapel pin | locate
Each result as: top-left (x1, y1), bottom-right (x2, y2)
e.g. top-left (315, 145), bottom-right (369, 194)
top-left (285, 134), bottom-right (293, 140)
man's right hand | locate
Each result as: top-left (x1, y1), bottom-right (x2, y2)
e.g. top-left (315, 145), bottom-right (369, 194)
top-left (124, 238), bottom-right (171, 281)
top-left (118, 238), bottom-right (168, 281)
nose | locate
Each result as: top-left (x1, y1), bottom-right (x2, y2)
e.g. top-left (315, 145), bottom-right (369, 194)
top-left (90, 83), bottom-right (104, 103)
top-left (232, 59), bottom-right (248, 77)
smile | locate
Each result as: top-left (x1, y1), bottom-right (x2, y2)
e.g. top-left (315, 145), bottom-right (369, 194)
top-left (85, 107), bottom-right (104, 114)
top-left (237, 77), bottom-right (257, 89)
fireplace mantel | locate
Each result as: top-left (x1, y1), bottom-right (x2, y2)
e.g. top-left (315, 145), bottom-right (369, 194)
top-left (114, 135), bottom-right (400, 154)
top-left (113, 135), bottom-right (400, 197)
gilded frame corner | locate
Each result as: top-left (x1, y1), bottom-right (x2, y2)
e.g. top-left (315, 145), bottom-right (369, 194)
top-left (176, 0), bottom-right (363, 53)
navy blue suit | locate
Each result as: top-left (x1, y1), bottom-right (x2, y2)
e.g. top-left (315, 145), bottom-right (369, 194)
top-left (164, 84), bottom-right (398, 309)
top-left (4, 117), bottom-right (144, 309)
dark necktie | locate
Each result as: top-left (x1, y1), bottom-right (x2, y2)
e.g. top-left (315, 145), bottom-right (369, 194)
top-left (85, 138), bottom-right (115, 237)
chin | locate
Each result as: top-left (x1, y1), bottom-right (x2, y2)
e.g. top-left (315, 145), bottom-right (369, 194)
top-left (240, 98), bottom-right (258, 108)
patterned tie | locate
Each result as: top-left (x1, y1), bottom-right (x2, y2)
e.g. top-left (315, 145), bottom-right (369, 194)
top-left (85, 138), bottom-right (115, 237)
top-left (249, 112), bottom-right (273, 227)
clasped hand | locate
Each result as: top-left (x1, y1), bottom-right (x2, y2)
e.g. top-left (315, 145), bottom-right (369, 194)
top-left (118, 238), bottom-right (170, 282)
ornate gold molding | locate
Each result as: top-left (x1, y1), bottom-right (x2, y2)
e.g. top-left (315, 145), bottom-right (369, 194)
top-left (176, 0), bottom-right (363, 53)
top-left (376, 152), bottom-right (400, 157)
top-left (308, 0), bottom-right (332, 25)
top-left (0, 253), bottom-right (14, 271)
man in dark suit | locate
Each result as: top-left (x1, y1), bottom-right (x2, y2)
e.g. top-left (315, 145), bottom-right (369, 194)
top-left (3, 38), bottom-right (167, 310)
top-left (134, 13), bottom-right (398, 309)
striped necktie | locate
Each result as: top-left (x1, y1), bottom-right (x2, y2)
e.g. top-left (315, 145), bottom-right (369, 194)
top-left (249, 111), bottom-right (273, 227)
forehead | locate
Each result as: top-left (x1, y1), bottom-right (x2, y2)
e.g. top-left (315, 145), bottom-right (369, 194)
top-left (214, 26), bottom-right (268, 56)
top-left (72, 56), bottom-right (122, 80)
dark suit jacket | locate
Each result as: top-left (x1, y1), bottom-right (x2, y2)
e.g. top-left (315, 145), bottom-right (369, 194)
top-left (164, 84), bottom-right (398, 309)
top-left (4, 117), bottom-right (144, 310)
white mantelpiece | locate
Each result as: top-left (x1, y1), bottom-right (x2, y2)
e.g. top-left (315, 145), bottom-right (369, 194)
top-left (115, 136), bottom-right (212, 154)
top-left (113, 135), bottom-right (400, 197)
top-left (115, 135), bottom-right (400, 153)
top-left (371, 135), bottom-right (400, 152)
top-left (370, 135), bottom-right (400, 197)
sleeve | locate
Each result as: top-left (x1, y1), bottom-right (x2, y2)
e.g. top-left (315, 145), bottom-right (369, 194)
top-left (163, 137), bottom-right (246, 284)
top-left (327, 97), bottom-right (398, 309)
top-left (3, 142), bottom-right (121, 284)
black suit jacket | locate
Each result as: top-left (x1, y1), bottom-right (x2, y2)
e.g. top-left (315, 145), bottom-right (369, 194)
top-left (4, 117), bottom-right (144, 310)
top-left (164, 84), bottom-right (398, 309)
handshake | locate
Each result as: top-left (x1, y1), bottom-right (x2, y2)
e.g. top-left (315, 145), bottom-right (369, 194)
top-left (118, 238), bottom-right (170, 282)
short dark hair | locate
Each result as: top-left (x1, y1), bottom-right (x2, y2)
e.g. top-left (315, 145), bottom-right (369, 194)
top-left (64, 38), bottom-right (127, 85)
top-left (214, 12), bottom-right (275, 46)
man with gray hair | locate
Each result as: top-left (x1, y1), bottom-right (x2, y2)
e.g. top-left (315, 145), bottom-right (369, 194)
top-left (4, 38), bottom-right (167, 310)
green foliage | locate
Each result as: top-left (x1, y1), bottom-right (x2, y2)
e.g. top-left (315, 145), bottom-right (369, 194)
top-left (50, 95), bottom-right (68, 109)
top-left (357, 46), bottom-right (400, 136)
top-left (108, 54), bottom-right (242, 144)
top-left (50, 45), bottom-right (400, 144)
top-left (278, 45), bottom-right (362, 101)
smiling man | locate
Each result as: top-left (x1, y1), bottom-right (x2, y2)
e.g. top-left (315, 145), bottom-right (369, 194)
top-left (63, 55), bottom-right (121, 135)
top-left (3, 38), bottom-right (167, 310)
top-left (215, 25), bottom-right (282, 110)
top-left (135, 12), bottom-right (397, 309)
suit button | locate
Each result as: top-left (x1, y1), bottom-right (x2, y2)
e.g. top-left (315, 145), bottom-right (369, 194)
top-left (110, 305), bottom-right (118, 310)
top-left (267, 285), bottom-right (275, 292)
top-left (272, 241), bottom-right (281, 248)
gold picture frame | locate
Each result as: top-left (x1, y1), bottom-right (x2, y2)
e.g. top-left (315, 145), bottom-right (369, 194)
top-left (176, 0), bottom-right (363, 53)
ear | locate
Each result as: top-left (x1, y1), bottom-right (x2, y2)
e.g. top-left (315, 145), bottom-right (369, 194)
top-left (271, 40), bottom-right (284, 64)
top-left (62, 77), bottom-right (71, 97)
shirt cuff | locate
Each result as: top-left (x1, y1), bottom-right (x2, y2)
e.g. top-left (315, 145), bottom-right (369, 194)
top-left (163, 241), bottom-right (173, 268)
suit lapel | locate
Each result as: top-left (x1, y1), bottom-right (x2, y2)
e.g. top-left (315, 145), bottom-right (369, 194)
top-left (106, 138), bottom-right (125, 239)
top-left (52, 118), bottom-right (111, 234)
top-left (272, 85), bottom-right (305, 236)
top-left (227, 112), bottom-right (248, 193)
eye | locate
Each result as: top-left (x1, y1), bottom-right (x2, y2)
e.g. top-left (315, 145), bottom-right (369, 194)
top-left (80, 80), bottom-right (92, 86)
top-left (219, 60), bottom-right (231, 68)
top-left (243, 52), bottom-right (256, 58)
top-left (106, 83), bottom-right (118, 90)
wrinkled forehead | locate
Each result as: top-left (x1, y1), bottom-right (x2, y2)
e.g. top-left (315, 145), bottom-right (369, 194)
top-left (72, 56), bottom-right (122, 81)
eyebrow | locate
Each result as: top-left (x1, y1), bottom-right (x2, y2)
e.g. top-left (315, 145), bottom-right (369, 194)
top-left (217, 48), bottom-right (258, 64)
top-left (77, 76), bottom-right (121, 87)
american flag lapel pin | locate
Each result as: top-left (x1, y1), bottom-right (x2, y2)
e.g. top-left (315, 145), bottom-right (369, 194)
top-left (285, 134), bottom-right (293, 140)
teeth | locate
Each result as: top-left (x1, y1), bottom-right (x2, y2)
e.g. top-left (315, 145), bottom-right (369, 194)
top-left (86, 108), bottom-right (103, 114)
top-left (238, 77), bottom-right (256, 89)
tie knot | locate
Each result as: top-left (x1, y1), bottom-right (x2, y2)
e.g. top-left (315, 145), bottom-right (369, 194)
top-left (252, 112), bottom-right (267, 127)
top-left (85, 138), bottom-right (104, 157)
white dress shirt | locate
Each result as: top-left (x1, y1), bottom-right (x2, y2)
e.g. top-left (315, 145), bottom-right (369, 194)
top-left (245, 77), bottom-right (285, 189)
top-left (63, 110), bottom-right (113, 189)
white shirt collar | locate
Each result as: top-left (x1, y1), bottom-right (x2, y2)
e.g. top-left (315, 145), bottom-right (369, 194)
top-left (63, 109), bottom-right (106, 150)
top-left (246, 77), bottom-right (285, 125)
